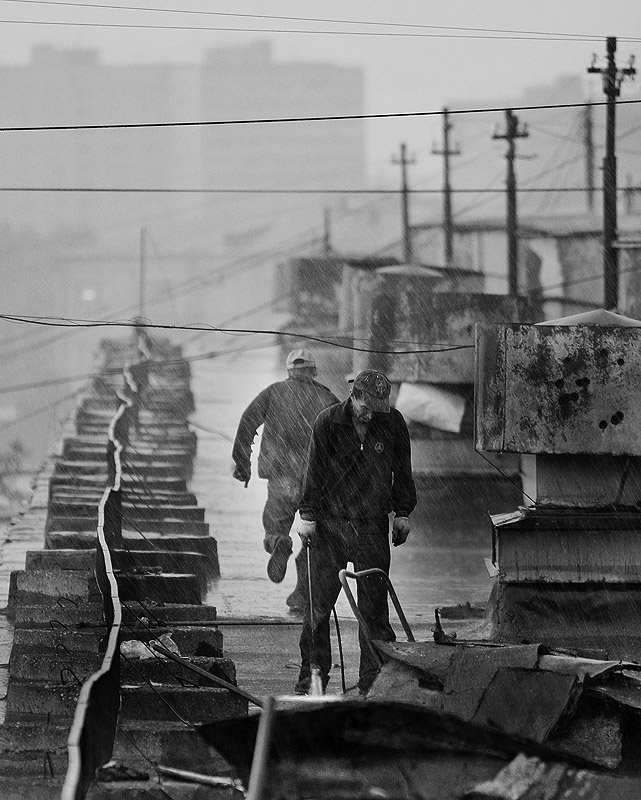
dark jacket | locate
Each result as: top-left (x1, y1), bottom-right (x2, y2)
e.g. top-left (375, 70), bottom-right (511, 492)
top-left (232, 376), bottom-right (339, 480)
top-left (299, 397), bottom-right (417, 521)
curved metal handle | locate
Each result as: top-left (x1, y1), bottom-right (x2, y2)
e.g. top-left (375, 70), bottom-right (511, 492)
top-left (339, 567), bottom-right (415, 644)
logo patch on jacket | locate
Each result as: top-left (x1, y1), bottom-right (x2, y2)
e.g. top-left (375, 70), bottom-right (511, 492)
top-left (374, 441), bottom-right (384, 453)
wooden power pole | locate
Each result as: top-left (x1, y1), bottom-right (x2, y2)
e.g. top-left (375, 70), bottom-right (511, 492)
top-left (392, 143), bottom-right (415, 263)
top-left (493, 109), bottom-right (529, 297)
top-left (432, 108), bottom-right (461, 267)
top-left (588, 37), bottom-right (636, 310)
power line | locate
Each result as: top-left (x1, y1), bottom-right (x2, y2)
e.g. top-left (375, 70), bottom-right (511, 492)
top-left (3, 0), bottom-right (631, 43)
top-left (1, 12), bottom-right (638, 42)
top-left (0, 186), bottom-right (623, 194)
top-left (0, 98), bottom-right (640, 133)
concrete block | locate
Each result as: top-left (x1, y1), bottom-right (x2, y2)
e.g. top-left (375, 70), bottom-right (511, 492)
top-left (5, 680), bottom-right (81, 720)
top-left (7, 570), bottom-right (99, 612)
top-left (9, 651), bottom-right (102, 681)
top-left (25, 549), bottom-right (95, 572)
top-left (120, 655), bottom-right (235, 686)
top-left (119, 685), bottom-right (247, 723)
top-left (116, 573), bottom-right (202, 605)
top-left (371, 288), bottom-right (537, 383)
top-left (0, 722), bottom-right (69, 778)
top-left (112, 720), bottom-right (237, 778)
top-left (475, 320), bottom-right (641, 454)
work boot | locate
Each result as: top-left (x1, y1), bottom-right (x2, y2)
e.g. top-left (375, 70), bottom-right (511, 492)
top-left (294, 672), bottom-right (329, 696)
top-left (266, 535), bottom-right (293, 583)
top-left (286, 549), bottom-right (309, 612)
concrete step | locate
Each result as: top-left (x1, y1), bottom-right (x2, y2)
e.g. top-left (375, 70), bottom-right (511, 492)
top-left (6, 683), bottom-right (245, 724)
top-left (11, 625), bottom-right (223, 658)
top-left (87, 779), bottom-right (243, 800)
top-left (119, 685), bottom-right (247, 723)
top-left (45, 531), bottom-right (216, 554)
top-left (117, 572), bottom-right (204, 605)
top-left (47, 502), bottom-right (205, 521)
top-left (0, 721), bottom-right (69, 780)
top-left (24, 549), bottom-right (214, 585)
top-left (113, 719), bottom-right (238, 777)
top-left (9, 651), bottom-right (103, 681)
top-left (120, 655), bottom-right (236, 687)
top-left (13, 600), bottom-right (219, 629)
top-left (50, 489), bottom-right (199, 506)
top-left (49, 474), bottom-right (189, 492)
top-left (7, 569), bottom-right (100, 613)
top-left (52, 460), bottom-right (192, 479)
top-left (46, 516), bottom-right (210, 536)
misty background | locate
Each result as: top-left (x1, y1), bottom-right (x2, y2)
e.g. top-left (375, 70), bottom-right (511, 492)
top-left (0, 0), bottom-right (639, 482)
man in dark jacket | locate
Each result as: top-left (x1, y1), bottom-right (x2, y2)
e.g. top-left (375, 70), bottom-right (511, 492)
top-left (232, 348), bottom-right (339, 610)
top-left (295, 368), bottom-right (416, 696)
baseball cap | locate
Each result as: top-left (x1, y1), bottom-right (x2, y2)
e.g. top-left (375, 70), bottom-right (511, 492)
top-left (286, 348), bottom-right (316, 369)
top-left (350, 369), bottom-right (391, 413)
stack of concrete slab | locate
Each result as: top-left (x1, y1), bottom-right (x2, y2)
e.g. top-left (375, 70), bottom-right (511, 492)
top-left (0, 336), bottom-right (246, 799)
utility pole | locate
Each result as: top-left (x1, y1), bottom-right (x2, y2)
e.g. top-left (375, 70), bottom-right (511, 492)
top-left (392, 142), bottom-right (415, 263)
top-left (139, 226), bottom-right (147, 320)
top-left (323, 208), bottom-right (332, 255)
top-left (493, 109), bottom-right (529, 297)
top-left (582, 104), bottom-right (595, 212)
top-left (588, 37), bottom-right (636, 310)
top-left (432, 108), bottom-right (461, 267)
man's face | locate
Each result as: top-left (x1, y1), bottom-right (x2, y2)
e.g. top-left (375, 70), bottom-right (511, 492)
top-left (351, 394), bottom-right (374, 423)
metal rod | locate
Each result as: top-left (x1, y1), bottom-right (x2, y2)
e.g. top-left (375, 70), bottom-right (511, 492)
top-left (149, 642), bottom-right (263, 708)
top-left (157, 764), bottom-right (243, 789)
top-left (337, 569), bottom-right (383, 669)
top-left (246, 695), bottom-right (276, 800)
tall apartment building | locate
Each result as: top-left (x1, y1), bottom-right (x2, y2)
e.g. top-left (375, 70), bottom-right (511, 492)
top-left (0, 42), bottom-right (364, 246)
top-left (0, 42), bottom-right (365, 466)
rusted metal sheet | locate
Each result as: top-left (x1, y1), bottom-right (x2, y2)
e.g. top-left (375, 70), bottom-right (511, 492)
top-left (370, 286), bottom-right (538, 383)
top-left (475, 322), bottom-right (641, 454)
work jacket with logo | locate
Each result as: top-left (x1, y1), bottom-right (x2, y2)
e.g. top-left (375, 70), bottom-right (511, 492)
top-left (299, 397), bottom-right (417, 522)
top-left (232, 376), bottom-right (339, 480)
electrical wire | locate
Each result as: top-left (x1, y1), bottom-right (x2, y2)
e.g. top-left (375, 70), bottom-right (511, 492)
top-left (2, 0), bottom-right (632, 44)
top-left (0, 98), bottom-right (639, 133)
top-left (1, 14), bottom-right (638, 42)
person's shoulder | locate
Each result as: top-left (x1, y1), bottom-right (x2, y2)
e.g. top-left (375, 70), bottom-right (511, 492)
top-left (315, 399), bottom-right (343, 423)
top-left (311, 379), bottom-right (339, 400)
top-left (390, 407), bottom-right (410, 428)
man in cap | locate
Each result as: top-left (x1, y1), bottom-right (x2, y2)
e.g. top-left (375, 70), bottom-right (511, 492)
top-left (232, 348), bottom-right (339, 610)
top-left (295, 368), bottom-right (416, 696)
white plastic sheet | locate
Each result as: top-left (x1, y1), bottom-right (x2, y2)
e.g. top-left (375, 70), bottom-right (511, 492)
top-left (395, 382), bottom-right (466, 433)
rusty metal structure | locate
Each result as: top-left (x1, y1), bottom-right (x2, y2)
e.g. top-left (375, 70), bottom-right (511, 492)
top-left (476, 309), bottom-right (641, 656)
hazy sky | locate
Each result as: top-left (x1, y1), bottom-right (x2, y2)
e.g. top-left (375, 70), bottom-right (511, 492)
top-left (1, 0), bottom-right (640, 181)
top-left (1, 0), bottom-right (640, 182)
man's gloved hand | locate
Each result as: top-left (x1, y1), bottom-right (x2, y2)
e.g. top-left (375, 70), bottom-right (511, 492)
top-left (298, 519), bottom-right (317, 548)
top-left (232, 463), bottom-right (250, 487)
top-left (392, 516), bottom-right (410, 547)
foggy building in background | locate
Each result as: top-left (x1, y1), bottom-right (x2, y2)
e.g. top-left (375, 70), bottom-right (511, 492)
top-left (0, 41), bottom-right (365, 466)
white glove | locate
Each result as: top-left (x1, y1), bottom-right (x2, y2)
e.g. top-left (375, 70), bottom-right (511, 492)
top-left (392, 516), bottom-right (410, 547)
top-left (298, 519), bottom-right (317, 548)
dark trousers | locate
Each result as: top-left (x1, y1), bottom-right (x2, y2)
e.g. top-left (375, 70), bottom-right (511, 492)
top-left (262, 476), bottom-right (302, 541)
top-left (298, 517), bottom-right (395, 693)
top-left (262, 477), bottom-right (307, 598)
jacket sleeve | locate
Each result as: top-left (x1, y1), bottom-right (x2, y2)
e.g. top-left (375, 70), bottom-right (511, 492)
top-left (231, 386), bottom-right (271, 469)
top-left (391, 410), bottom-right (417, 517)
top-left (299, 411), bottom-right (329, 521)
